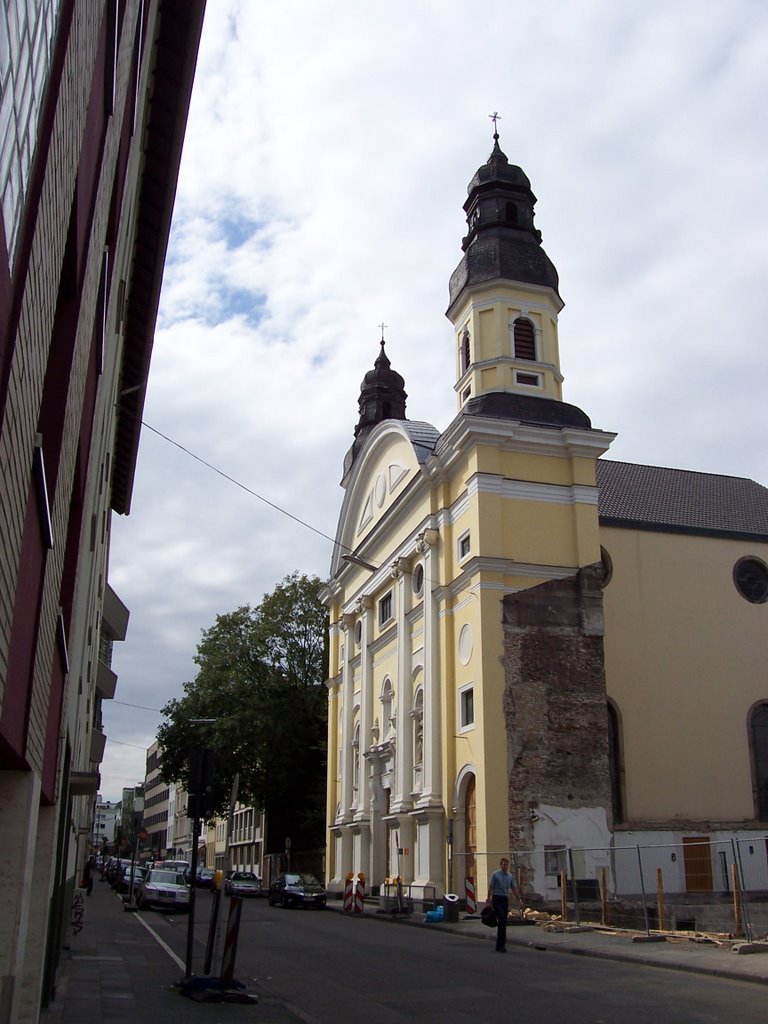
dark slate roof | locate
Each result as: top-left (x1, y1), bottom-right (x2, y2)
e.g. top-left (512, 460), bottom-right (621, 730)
top-left (462, 392), bottom-right (591, 430)
top-left (401, 420), bottom-right (441, 463)
top-left (597, 460), bottom-right (768, 540)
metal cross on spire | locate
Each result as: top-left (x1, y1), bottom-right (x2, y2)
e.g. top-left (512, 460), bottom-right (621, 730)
top-left (378, 321), bottom-right (388, 343)
top-left (489, 111), bottom-right (501, 137)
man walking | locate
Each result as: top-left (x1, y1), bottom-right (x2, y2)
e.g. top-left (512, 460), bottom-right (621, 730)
top-left (486, 857), bottom-right (523, 952)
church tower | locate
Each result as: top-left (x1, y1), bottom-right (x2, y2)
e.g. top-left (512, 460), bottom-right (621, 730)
top-left (447, 128), bottom-right (565, 410)
top-left (440, 129), bottom-right (617, 878)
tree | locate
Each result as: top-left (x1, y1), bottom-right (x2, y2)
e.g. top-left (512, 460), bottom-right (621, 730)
top-left (157, 572), bottom-right (328, 851)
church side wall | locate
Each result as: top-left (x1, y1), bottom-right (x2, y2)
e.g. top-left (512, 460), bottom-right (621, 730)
top-left (601, 526), bottom-right (768, 823)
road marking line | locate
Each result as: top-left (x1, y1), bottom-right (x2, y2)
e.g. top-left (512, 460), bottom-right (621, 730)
top-left (131, 912), bottom-right (185, 971)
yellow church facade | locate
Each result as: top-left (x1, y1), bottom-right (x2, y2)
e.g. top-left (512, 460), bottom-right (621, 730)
top-left (323, 133), bottom-right (768, 905)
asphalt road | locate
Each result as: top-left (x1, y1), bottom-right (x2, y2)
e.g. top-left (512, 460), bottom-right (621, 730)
top-left (138, 893), bottom-right (767, 1023)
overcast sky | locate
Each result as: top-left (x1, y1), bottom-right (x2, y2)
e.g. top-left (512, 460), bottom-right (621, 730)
top-left (100, 0), bottom-right (768, 801)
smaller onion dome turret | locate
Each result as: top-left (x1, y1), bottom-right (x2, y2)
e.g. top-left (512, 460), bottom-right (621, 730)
top-left (341, 336), bottom-right (408, 480)
top-left (354, 338), bottom-right (407, 439)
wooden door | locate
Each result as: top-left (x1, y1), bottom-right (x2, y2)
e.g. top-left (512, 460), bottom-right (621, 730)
top-left (682, 837), bottom-right (713, 892)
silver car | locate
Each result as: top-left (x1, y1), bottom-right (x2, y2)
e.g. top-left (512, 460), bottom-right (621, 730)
top-left (137, 869), bottom-right (190, 911)
top-left (224, 870), bottom-right (262, 897)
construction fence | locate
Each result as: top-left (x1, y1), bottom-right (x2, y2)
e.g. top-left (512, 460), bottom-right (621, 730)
top-left (450, 836), bottom-right (768, 939)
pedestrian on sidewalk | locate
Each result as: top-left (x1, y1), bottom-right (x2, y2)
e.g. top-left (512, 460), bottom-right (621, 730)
top-left (486, 857), bottom-right (522, 952)
top-left (82, 856), bottom-right (94, 895)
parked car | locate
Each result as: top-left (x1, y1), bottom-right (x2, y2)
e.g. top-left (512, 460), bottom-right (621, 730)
top-left (157, 860), bottom-right (191, 878)
top-left (116, 864), bottom-right (147, 894)
top-left (108, 858), bottom-right (135, 889)
top-left (224, 870), bottom-right (262, 897)
top-left (268, 873), bottom-right (326, 908)
top-left (196, 867), bottom-right (216, 889)
top-left (137, 869), bottom-right (190, 912)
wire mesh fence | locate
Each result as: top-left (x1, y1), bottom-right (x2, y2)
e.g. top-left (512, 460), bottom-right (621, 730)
top-left (451, 836), bottom-right (768, 939)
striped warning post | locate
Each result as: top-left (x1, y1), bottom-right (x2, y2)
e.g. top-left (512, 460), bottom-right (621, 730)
top-left (220, 895), bottom-right (243, 986)
top-left (343, 874), bottom-right (354, 912)
top-left (354, 874), bottom-right (365, 913)
top-left (465, 876), bottom-right (476, 914)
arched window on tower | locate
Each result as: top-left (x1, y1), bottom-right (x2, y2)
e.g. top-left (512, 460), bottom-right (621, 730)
top-left (607, 701), bottom-right (625, 824)
top-left (506, 202), bottom-right (518, 224)
top-left (749, 702), bottom-right (768, 820)
top-left (460, 329), bottom-right (470, 375)
top-left (513, 317), bottom-right (536, 361)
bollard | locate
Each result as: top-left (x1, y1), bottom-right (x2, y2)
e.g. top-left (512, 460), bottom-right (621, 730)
top-left (464, 877), bottom-right (476, 915)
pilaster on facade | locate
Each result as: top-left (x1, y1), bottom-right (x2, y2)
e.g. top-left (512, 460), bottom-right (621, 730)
top-left (339, 613), bottom-right (356, 822)
top-left (391, 563), bottom-right (413, 814)
top-left (418, 530), bottom-right (442, 805)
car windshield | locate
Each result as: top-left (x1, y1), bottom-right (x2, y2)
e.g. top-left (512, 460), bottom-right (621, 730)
top-left (233, 872), bottom-right (257, 881)
top-left (149, 870), bottom-right (186, 885)
top-left (285, 873), bottom-right (320, 886)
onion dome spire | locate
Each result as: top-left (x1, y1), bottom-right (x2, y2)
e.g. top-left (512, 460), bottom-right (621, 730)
top-left (448, 120), bottom-right (561, 311)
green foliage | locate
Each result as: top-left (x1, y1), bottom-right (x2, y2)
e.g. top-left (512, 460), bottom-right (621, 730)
top-left (157, 573), bottom-right (328, 848)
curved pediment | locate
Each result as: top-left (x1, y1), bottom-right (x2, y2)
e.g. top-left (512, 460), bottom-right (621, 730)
top-left (330, 420), bottom-right (439, 575)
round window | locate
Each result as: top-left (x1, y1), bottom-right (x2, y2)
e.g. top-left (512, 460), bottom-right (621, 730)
top-left (413, 564), bottom-right (424, 596)
top-left (733, 558), bottom-right (768, 604)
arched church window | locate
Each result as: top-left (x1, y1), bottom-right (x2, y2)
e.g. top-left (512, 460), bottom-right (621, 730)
top-left (607, 701), bottom-right (624, 824)
top-left (513, 317), bottom-right (536, 361)
top-left (506, 202), bottom-right (518, 224)
top-left (749, 702), bottom-right (768, 820)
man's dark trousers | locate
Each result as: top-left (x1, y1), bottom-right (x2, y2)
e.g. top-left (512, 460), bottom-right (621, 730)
top-left (492, 895), bottom-right (509, 951)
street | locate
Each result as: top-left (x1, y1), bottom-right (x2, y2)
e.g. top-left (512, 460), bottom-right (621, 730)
top-left (134, 892), bottom-right (768, 1023)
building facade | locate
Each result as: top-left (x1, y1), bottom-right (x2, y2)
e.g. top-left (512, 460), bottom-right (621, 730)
top-left (323, 132), bottom-right (768, 908)
top-left (143, 740), bottom-right (170, 857)
top-left (0, 3), bottom-right (205, 1020)
top-left (92, 796), bottom-right (119, 849)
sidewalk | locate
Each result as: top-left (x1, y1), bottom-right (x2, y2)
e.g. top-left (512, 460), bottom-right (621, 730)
top-left (41, 885), bottom-right (768, 1023)
top-left (40, 883), bottom-right (261, 1023)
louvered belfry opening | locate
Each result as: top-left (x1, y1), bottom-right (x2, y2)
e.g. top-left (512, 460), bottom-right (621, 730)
top-left (513, 317), bottom-right (536, 360)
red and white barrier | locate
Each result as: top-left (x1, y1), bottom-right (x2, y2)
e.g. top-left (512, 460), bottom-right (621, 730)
top-left (343, 874), bottom-right (354, 912)
top-left (354, 875), bottom-right (365, 913)
top-left (465, 876), bottom-right (476, 914)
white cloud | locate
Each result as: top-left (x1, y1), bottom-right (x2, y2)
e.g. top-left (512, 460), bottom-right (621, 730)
top-left (102, 0), bottom-right (768, 798)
